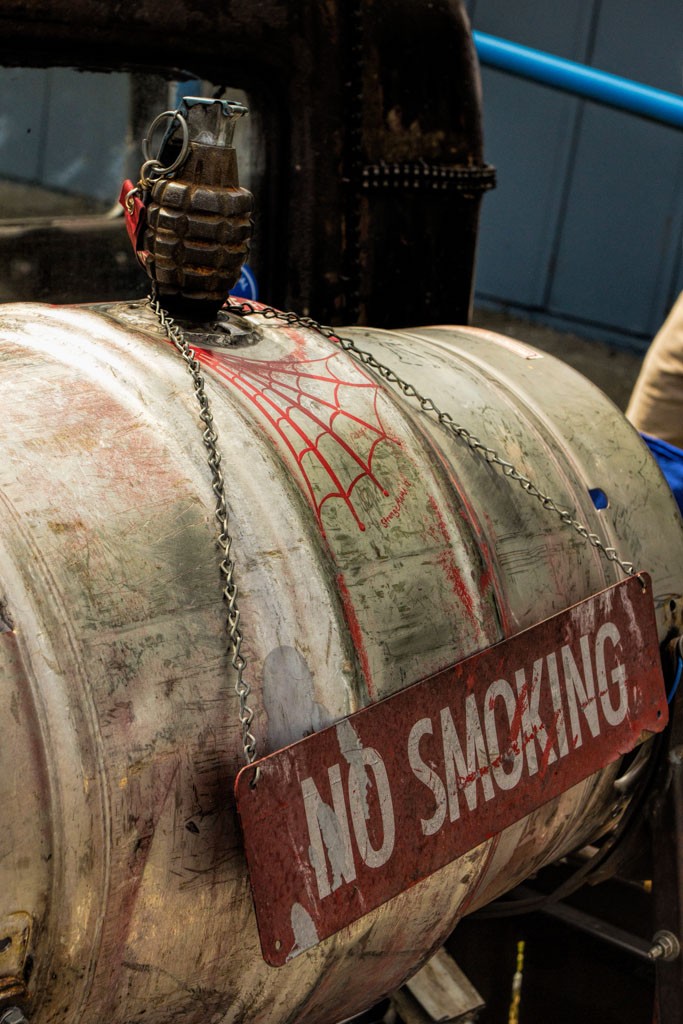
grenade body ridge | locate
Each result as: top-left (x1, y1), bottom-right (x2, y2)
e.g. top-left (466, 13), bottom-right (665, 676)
top-left (145, 142), bottom-right (253, 317)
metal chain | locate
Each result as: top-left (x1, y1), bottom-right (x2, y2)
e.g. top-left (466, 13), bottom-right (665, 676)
top-left (228, 300), bottom-right (638, 580)
top-left (148, 294), bottom-right (258, 766)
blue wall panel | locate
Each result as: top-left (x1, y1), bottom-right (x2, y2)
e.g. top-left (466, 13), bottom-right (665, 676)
top-left (0, 68), bottom-right (130, 207)
top-left (468, 0), bottom-right (683, 348)
top-left (469, 0), bottom-right (595, 307)
top-left (546, 0), bottom-right (683, 339)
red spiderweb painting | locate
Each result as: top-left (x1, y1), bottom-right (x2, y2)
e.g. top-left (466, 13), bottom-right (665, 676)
top-left (198, 344), bottom-right (400, 532)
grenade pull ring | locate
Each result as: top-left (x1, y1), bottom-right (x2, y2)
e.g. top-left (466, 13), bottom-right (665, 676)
top-left (125, 110), bottom-right (190, 213)
top-left (141, 109), bottom-right (191, 180)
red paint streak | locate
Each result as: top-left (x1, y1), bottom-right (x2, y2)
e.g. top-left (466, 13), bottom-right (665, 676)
top-left (197, 346), bottom-right (398, 535)
top-left (437, 549), bottom-right (477, 623)
top-left (509, 691), bottom-right (526, 743)
top-left (510, 686), bottom-right (560, 776)
top-left (540, 732), bottom-right (557, 774)
top-left (459, 763), bottom-right (492, 787)
top-left (420, 436), bottom-right (510, 634)
top-left (283, 326), bottom-right (312, 360)
top-left (335, 572), bottom-right (376, 701)
top-left (426, 493), bottom-right (482, 631)
top-left (427, 493), bottom-right (449, 543)
top-left (379, 475), bottom-right (413, 528)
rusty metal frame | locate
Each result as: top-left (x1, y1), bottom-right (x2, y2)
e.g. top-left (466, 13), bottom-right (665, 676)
top-left (0, 0), bottom-right (490, 326)
top-left (651, 676), bottom-right (683, 1023)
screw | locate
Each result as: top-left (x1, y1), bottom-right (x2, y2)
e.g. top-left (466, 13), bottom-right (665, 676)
top-left (648, 930), bottom-right (681, 962)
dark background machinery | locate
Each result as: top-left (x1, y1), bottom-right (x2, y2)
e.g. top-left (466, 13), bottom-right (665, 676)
top-left (0, 0), bottom-right (493, 328)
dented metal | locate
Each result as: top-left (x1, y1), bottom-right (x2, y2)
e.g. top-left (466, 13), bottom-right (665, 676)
top-left (1, 300), bottom-right (682, 1023)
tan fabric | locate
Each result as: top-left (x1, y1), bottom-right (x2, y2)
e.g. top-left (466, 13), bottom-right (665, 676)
top-left (626, 290), bottom-right (683, 449)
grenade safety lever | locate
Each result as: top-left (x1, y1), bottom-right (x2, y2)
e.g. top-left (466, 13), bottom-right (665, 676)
top-left (120, 97), bottom-right (253, 321)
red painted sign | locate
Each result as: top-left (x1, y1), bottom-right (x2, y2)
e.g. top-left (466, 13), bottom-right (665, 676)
top-left (235, 575), bottom-right (667, 966)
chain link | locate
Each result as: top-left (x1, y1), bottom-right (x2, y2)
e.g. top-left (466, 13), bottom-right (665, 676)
top-left (228, 300), bottom-right (638, 581)
top-left (149, 295), bottom-right (258, 768)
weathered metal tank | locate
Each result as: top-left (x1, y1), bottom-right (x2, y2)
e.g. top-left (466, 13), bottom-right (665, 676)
top-left (1, 299), bottom-right (681, 1023)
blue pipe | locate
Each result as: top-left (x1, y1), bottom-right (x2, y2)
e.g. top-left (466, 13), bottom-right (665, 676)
top-left (473, 31), bottom-right (683, 130)
top-left (668, 655), bottom-right (683, 704)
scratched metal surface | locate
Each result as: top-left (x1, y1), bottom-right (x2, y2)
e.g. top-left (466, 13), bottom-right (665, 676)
top-left (0, 300), bottom-right (682, 1023)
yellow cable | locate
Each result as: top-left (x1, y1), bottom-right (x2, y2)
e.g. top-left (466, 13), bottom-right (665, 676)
top-left (508, 939), bottom-right (526, 1024)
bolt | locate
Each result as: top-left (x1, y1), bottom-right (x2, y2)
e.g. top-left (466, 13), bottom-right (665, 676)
top-left (648, 930), bottom-right (681, 962)
top-left (0, 1008), bottom-right (27, 1024)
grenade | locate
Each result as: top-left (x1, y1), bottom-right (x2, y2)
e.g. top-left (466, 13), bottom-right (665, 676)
top-left (144, 97), bottom-right (253, 320)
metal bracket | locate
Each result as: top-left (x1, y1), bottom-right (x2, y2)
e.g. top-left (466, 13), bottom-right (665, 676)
top-left (651, 679), bottom-right (683, 1021)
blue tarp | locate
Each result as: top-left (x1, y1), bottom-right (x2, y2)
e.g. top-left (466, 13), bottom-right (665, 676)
top-left (643, 434), bottom-right (683, 516)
